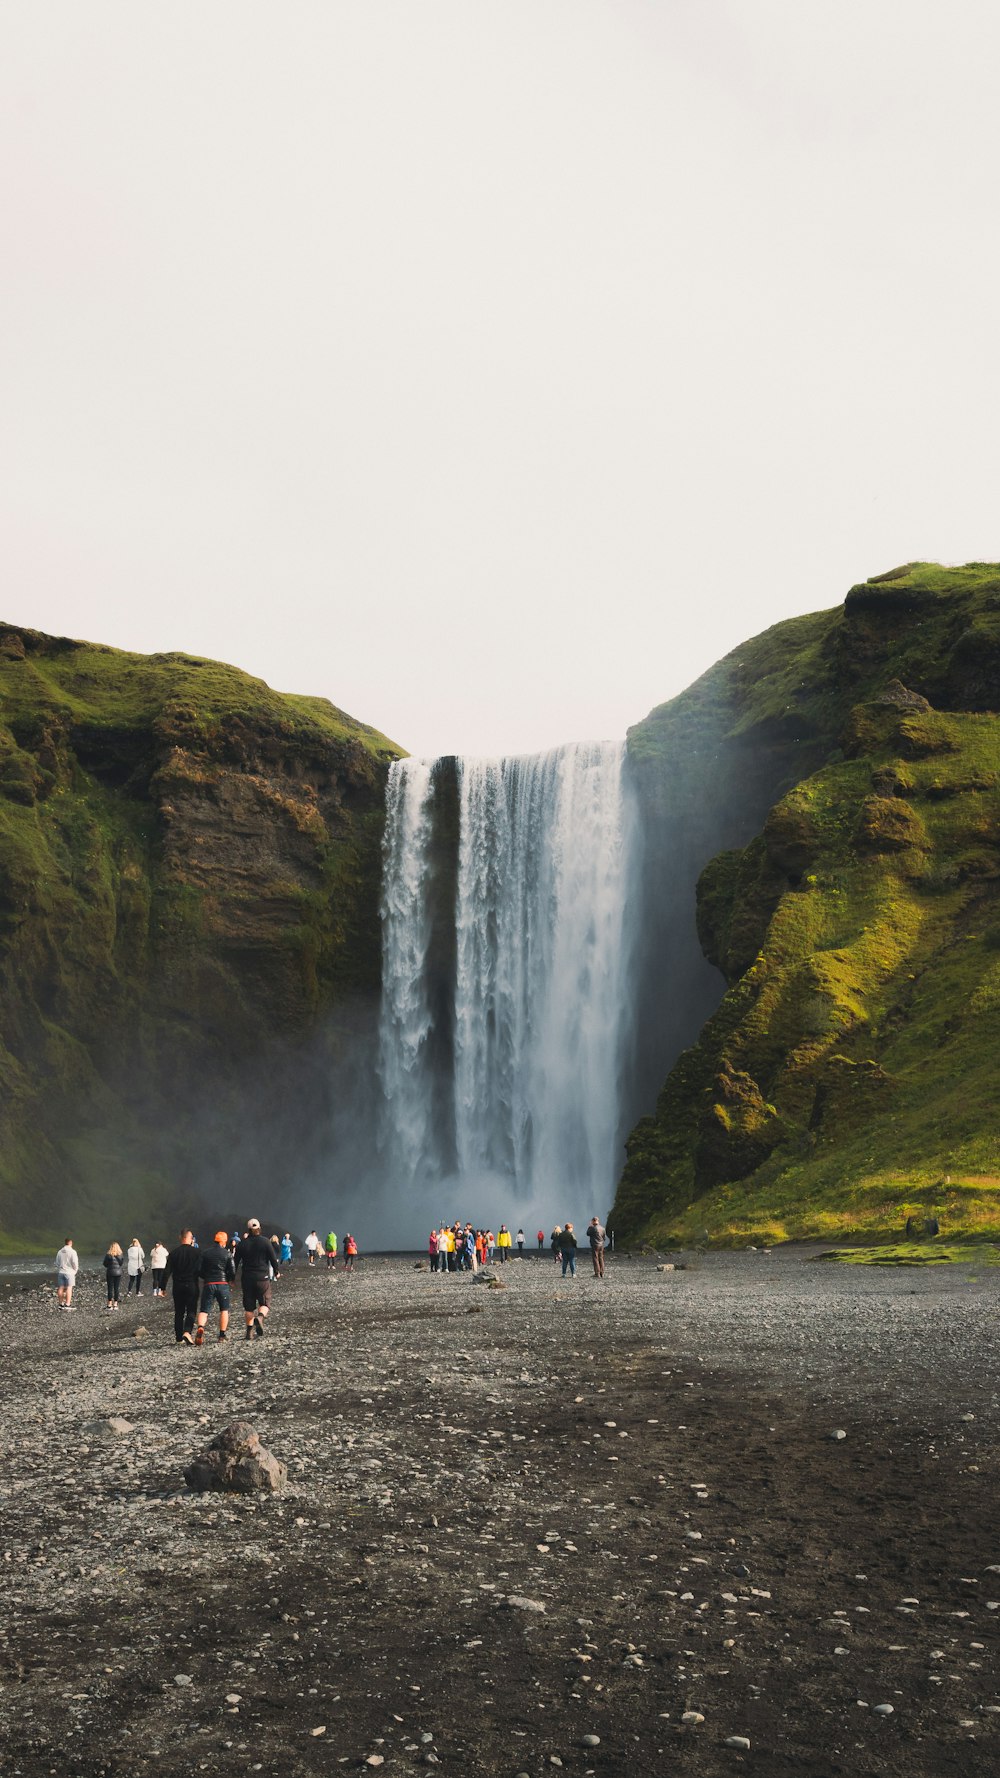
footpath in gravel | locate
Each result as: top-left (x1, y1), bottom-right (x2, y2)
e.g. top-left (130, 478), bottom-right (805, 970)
top-left (0, 1249), bottom-right (998, 1778)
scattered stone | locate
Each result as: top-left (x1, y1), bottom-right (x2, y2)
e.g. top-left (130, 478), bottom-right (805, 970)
top-left (174, 1674), bottom-right (193, 1687)
top-left (682, 1711), bottom-right (705, 1725)
top-left (107, 1416), bottom-right (135, 1435)
top-left (725, 1736), bottom-right (751, 1750)
top-left (873, 1703), bottom-right (894, 1716)
top-left (656, 1264), bottom-right (675, 1273)
top-left (828, 1430), bottom-right (847, 1442)
top-left (581, 1734), bottom-right (601, 1746)
top-left (506, 1595), bottom-right (546, 1613)
top-left (132, 1326), bottom-right (149, 1339)
top-left (184, 1422), bottom-right (287, 1494)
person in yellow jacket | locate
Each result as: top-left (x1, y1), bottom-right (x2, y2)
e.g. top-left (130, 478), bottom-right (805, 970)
top-left (496, 1224), bottom-right (512, 1263)
top-left (443, 1225), bottom-right (456, 1273)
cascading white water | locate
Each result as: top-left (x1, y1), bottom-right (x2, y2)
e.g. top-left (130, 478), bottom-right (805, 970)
top-left (379, 740), bottom-right (636, 1207)
top-left (376, 759), bottom-right (440, 1180)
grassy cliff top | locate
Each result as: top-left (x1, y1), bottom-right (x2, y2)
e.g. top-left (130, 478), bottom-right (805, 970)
top-left (0, 625), bottom-right (405, 761)
top-left (628, 561), bottom-right (1000, 768)
top-left (616, 561), bottom-right (1000, 1248)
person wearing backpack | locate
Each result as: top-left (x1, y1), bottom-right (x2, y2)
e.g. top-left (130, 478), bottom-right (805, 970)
top-left (325, 1231), bottom-right (338, 1270)
top-left (343, 1233), bottom-right (358, 1273)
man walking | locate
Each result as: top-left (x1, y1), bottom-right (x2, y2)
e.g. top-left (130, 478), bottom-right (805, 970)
top-left (163, 1229), bottom-right (201, 1345)
top-left (55, 1236), bottom-right (79, 1310)
top-left (236, 1217), bottom-right (275, 1339)
top-left (587, 1216), bottom-right (606, 1278)
top-left (194, 1231), bottom-right (236, 1344)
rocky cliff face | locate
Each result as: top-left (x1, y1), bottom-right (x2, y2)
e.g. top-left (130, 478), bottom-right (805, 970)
top-left (616, 561), bottom-right (1000, 1245)
top-left (0, 626), bottom-right (401, 1247)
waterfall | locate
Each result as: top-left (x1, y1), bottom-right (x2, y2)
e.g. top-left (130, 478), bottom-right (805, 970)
top-left (379, 740), bottom-right (636, 1210)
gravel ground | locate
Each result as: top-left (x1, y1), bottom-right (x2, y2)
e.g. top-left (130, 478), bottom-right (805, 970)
top-left (0, 1248), bottom-right (998, 1777)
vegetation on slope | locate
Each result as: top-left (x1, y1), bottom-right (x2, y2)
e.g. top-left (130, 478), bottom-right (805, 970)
top-left (616, 562), bottom-right (1000, 1246)
top-left (0, 624), bottom-right (402, 1249)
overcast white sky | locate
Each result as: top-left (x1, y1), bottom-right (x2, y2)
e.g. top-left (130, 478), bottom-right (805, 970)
top-left (2, 2), bottom-right (999, 758)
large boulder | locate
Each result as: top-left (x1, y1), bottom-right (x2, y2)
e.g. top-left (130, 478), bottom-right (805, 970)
top-left (184, 1421), bottom-right (286, 1494)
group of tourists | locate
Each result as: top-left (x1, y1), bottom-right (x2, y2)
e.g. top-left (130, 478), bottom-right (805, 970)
top-left (53, 1223), bottom-right (364, 1347)
top-left (303, 1230), bottom-right (359, 1271)
top-left (427, 1216), bottom-right (608, 1277)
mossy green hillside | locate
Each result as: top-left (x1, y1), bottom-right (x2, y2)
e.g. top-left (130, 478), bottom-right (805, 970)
top-left (0, 624), bottom-right (403, 1249)
top-left (616, 562), bottom-right (1000, 1247)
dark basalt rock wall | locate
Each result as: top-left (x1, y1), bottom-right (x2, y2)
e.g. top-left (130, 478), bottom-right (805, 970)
top-left (0, 626), bottom-right (402, 1246)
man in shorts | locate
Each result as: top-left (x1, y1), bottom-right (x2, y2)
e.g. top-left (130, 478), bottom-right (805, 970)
top-left (195, 1232), bottom-right (236, 1345)
top-left (235, 1217), bottom-right (275, 1340)
top-left (55, 1236), bottom-right (79, 1310)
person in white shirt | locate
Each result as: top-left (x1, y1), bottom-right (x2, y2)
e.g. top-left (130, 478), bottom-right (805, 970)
top-left (55, 1237), bottom-right (79, 1310)
top-left (126, 1238), bottom-right (146, 1297)
top-left (149, 1241), bottom-right (169, 1295)
top-left (304, 1230), bottom-right (320, 1267)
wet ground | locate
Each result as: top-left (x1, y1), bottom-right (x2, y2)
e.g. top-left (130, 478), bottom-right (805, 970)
top-left (0, 1248), bottom-right (998, 1775)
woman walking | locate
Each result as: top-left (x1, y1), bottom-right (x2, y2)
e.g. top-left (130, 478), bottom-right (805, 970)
top-left (103, 1242), bottom-right (124, 1311)
top-left (149, 1240), bottom-right (168, 1296)
top-left (126, 1237), bottom-right (145, 1297)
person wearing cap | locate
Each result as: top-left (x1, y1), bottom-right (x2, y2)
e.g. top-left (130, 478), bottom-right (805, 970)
top-left (194, 1232), bottom-right (236, 1345)
top-left (235, 1218), bottom-right (275, 1339)
top-left (163, 1229), bottom-right (201, 1345)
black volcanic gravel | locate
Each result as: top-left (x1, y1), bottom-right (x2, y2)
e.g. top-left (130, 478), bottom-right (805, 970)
top-left (0, 1248), bottom-right (998, 1776)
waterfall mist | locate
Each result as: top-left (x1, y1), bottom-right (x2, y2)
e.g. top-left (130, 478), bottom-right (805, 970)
top-left (378, 741), bottom-right (639, 1237)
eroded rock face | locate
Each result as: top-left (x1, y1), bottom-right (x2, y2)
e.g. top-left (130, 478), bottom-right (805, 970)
top-left (695, 1063), bottom-right (780, 1187)
top-left (184, 1421), bottom-right (287, 1494)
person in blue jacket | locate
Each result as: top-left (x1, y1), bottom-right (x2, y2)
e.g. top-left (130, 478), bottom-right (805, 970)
top-left (280, 1232), bottom-right (293, 1266)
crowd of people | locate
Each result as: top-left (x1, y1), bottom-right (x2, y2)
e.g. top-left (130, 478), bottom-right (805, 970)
top-left (427, 1217), bottom-right (608, 1277)
top-left (51, 1211), bottom-right (609, 1341)
top-left (52, 1223), bottom-right (363, 1346)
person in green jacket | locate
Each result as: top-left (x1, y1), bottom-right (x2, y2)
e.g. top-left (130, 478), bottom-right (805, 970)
top-left (325, 1231), bottom-right (338, 1271)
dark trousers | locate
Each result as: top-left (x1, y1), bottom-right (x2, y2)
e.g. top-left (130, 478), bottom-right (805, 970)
top-left (107, 1275), bottom-right (121, 1302)
top-left (173, 1286), bottom-right (199, 1340)
top-left (591, 1246), bottom-right (605, 1277)
top-left (127, 1272), bottom-right (143, 1295)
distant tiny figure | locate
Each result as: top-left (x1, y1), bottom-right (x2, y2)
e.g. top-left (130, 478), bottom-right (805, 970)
top-left (280, 1232), bottom-right (293, 1267)
top-left (55, 1236), bottom-right (79, 1310)
top-left (497, 1225), bottom-right (511, 1263)
top-left (325, 1230), bottom-right (338, 1270)
top-left (516, 1228), bottom-right (525, 1255)
top-left (103, 1241), bottom-right (124, 1310)
top-left (149, 1240), bottom-right (169, 1296)
top-left (428, 1228), bottom-right (440, 1271)
top-left (587, 1216), bottom-right (606, 1279)
top-left (537, 1229), bottom-right (545, 1251)
top-left (304, 1230), bottom-right (320, 1267)
top-left (126, 1238), bottom-right (145, 1297)
top-left (344, 1233), bottom-right (358, 1273)
top-left (550, 1225), bottom-right (562, 1264)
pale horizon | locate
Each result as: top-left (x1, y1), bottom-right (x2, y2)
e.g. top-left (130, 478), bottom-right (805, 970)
top-left (3, 2), bottom-right (998, 759)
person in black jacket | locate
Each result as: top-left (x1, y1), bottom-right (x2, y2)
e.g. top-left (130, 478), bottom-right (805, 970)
top-left (194, 1232), bottom-right (237, 1345)
top-left (163, 1229), bottom-right (201, 1345)
top-left (557, 1222), bottom-right (578, 1278)
top-left (102, 1242), bottom-right (124, 1311)
top-left (234, 1218), bottom-right (275, 1341)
